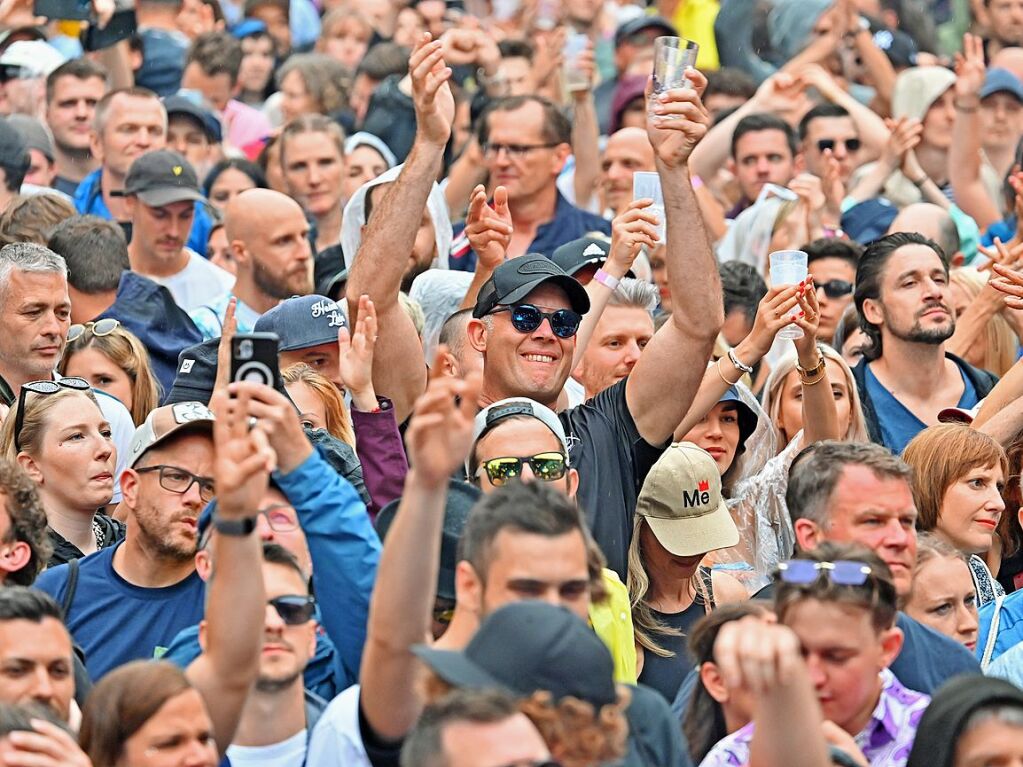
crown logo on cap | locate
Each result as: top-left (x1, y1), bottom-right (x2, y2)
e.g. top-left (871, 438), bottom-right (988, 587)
top-left (698, 479), bottom-right (709, 492)
top-left (173, 166), bottom-right (183, 176)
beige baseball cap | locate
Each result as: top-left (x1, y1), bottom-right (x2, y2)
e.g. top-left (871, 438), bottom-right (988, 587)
top-left (636, 442), bottom-right (739, 557)
top-left (128, 402), bottom-right (215, 468)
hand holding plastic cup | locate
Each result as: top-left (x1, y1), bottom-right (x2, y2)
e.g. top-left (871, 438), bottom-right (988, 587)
top-left (563, 32), bottom-right (590, 92)
top-left (769, 250), bottom-right (808, 340)
top-left (633, 171), bottom-right (666, 244)
top-left (649, 37), bottom-right (699, 118)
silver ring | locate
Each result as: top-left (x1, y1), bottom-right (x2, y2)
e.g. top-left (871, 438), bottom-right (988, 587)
top-left (247, 416), bottom-right (258, 431)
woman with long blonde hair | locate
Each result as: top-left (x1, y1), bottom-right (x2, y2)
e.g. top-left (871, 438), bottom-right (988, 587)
top-left (947, 266), bottom-right (1019, 376)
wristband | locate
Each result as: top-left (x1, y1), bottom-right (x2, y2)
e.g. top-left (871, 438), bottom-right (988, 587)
top-left (821, 225), bottom-right (845, 239)
top-left (212, 514), bottom-right (257, 537)
top-left (594, 268), bottom-right (620, 291)
top-left (727, 348), bottom-right (754, 375)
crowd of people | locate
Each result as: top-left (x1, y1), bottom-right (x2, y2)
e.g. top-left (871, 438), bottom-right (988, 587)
top-left (4, 0), bottom-right (1023, 764)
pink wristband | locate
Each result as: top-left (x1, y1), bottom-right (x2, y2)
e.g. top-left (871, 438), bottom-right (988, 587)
top-left (594, 268), bottom-right (620, 290)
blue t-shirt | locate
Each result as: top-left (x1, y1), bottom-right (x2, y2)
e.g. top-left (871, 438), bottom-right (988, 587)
top-left (864, 361), bottom-right (978, 454)
top-left (35, 542), bottom-right (205, 680)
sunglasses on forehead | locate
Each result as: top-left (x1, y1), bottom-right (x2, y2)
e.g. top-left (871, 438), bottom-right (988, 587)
top-left (776, 559), bottom-right (872, 586)
top-left (14, 378), bottom-right (91, 453)
top-left (67, 318), bottom-right (120, 343)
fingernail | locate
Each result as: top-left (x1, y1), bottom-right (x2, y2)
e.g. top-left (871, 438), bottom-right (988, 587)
top-left (659, 93), bottom-right (670, 102)
top-left (799, 312), bottom-right (805, 318)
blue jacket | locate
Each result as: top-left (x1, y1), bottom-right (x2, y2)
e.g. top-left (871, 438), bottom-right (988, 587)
top-left (98, 271), bottom-right (203, 398)
top-left (164, 446), bottom-right (382, 694)
top-left (74, 169), bottom-right (214, 257)
top-left (978, 589), bottom-right (1023, 665)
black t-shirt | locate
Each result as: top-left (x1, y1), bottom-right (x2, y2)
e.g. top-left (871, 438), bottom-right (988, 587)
top-left (560, 379), bottom-right (667, 577)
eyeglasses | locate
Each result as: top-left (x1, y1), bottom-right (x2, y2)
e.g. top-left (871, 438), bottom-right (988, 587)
top-left (776, 559), bottom-right (873, 586)
top-left (260, 503), bottom-right (298, 532)
top-left (13, 378), bottom-right (91, 452)
top-left (815, 279), bottom-right (854, 299)
top-left (490, 304), bottom-right (583, 339)
top-left (135, 465), bottom-right (216, 503)
top-left (481, 142), bottom-right (560, 159)
top-left (67, 318), bottom-right (120, 343)
top-left (269, 595), bottom-right (316, 625)
top-left (477, 452), bottom-right (568, 487)
top-left (816, 137), bottom-right (861, 153)
top-left (496, 762), bottom-right (562, 767)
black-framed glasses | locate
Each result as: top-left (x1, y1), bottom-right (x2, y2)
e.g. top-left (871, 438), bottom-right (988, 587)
top-left (67, 318), bottom-right (120, 343)
top-left (496, 761), bottom-right (562, 767)
top-left (135, 465), bottom-right (216, 503)
top-left (491, 304), bottom-right (582, 339)
top-left (777, 559), bottom-right (872, 586)
top-left (816, 137), bottom-right (862, 153)
top-left (269, 595), bottom-right (316, 625)
top-left (816, 279), bottom-right (854, 299)
top-left (481, 141), bottom-right (560, 159)
top-left (13, 377), bottom-right (91, 453)
top-left (477, 452), bottom-right (568, 487)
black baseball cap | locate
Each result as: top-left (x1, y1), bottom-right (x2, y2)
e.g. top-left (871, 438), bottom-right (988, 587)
top-left (472, 254), bottom-right (590, 319)
top-left (375, 479), bottom-right (481, 601)
top-left (115, 149), bottom-right (205, 207)
top-left (412, 602), bottom-right (617, 707)
top-left (614, 15), bottom-right (677, 48)
top-left (163, 95), bottom-right (223, 144)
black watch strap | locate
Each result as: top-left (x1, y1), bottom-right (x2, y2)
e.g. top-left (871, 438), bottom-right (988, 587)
top-left (212, 514), bottom-right (258, 536)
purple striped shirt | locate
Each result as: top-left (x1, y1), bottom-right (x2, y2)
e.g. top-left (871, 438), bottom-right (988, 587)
top-left (698, 669), bottom-right (930, 767)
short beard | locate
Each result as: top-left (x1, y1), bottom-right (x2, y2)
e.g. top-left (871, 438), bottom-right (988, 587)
top-left (400, 260), bottom-right (430, 295)
top-left (256, 670), bottom-right (303, 693)
top-left (890, 321), bottom-right (954, 346)
top-left (135, 511), bottom-right (196, 563)
top-left (254, 260), bottom-right (312, 300)
top-left (53, 138), bottom-right (92, 163)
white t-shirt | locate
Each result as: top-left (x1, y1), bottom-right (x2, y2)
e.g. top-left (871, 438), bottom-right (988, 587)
top-left (306, 685), bottom-right (370, 767)
top-left (227, 730), bottom-right (306, 767)
top-left (145, 250), bottom-right (235, 313)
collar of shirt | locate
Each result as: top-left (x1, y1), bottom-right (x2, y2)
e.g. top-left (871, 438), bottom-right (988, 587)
top-left (857, 669), bottom-right (930, 759)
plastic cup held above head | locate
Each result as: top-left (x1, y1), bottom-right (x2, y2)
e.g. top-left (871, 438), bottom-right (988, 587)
top-left (769, 249), bottom-right (808, 340)
top-left (649, 36), bottom-right (699, 117)
top-left (563, 32), bottom-right (590, 92)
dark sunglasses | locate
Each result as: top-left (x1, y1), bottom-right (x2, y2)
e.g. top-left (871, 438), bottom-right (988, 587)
top-left (816, 137), bottom-right (861, 153)
top-left (477, 452), bottom-right (568, 487)
top-left (14, 378), bottom-right (91, 452)
top-left (67, 318), bottom-right (120, 343)
top-left (777, 559), bottom-right (872, 586)
top-left (816, 279), bottom-right (854, 299)
top-left (491, 304), bottom-right (582, 339)
top-left (269, 595), bottom-right (316, 625)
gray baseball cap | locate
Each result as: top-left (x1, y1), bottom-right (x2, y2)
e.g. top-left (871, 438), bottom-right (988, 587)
top-left (5, 115), bottom-right (53, 162)
top-left (128, 401), bottom-right (215, 468)
top-left (466, 397), bottom-right (570, 475)
top-left (254, 294), bottom-right (347, 352)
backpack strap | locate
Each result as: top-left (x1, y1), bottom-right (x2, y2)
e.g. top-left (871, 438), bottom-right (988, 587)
top-left (982, 592), bottom-right (1007, 671)
top-left (61, 558), bottom-right (80, 620)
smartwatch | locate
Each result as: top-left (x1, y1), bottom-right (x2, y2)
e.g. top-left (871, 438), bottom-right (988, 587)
top-left (212, 514), bottom-right (258, 537)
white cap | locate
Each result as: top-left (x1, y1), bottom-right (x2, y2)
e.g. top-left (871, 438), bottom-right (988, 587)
top-left (0, 41), bottom-right (66, 77)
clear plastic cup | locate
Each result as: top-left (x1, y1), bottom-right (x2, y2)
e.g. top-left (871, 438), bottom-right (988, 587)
top-left (769, 250), bottom-right (808, 340)
top-left (563, 32), bottom-right (590, 92)
top-left (649, 37), bottom-right (699, 118)
top-left (633, 171), bottom-right (666, 244)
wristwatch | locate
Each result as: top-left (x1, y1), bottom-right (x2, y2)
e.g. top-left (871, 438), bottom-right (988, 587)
top-left (212, 514), bottom-right (258, 537)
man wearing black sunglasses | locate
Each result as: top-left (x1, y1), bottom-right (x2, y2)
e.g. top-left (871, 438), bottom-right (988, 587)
top-left (804, 239), bottom-right (860, 343)
top-left (798, 103), bottom-right (865, 185)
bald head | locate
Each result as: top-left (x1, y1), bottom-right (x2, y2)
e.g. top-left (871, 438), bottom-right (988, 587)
top-left (224, 188), bottom-right (313, 299)
top-left (887, 203), bottom-right (960, 262)
top-left (601, 127), bottom-right (656, 215)
top-left (992, 47), bottom-right (1023, 84)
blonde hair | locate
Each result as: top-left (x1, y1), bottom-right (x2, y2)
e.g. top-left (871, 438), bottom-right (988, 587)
top-left (0, 387), bottom-right (101, 463)
top-left (281, 363), bottom-right (356, 448)
top-left (58, 326), bottom-right (161, 426)
top-left (902, 424), bottom-right (1008, 533)
top-left (950, 267), bottom-right (1019, 376)
top-left (762, 345), bottom-right (869, 446)
top-left (915, 530), bottom-right (970, 574)
top-left (626, 514), bottom-right (710, 658)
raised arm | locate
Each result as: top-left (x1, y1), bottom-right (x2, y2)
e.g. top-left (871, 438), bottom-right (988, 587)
top-left (626, 70), bottom-right (723, 446)
top-left (458, 185), bottom-right (513, 311)
top-left (188, 387), bottom-right (273, 755)
top-left (797, 64), bottom-right (889, 160)
top-left (570, 43), bottom-right (602, 210)
top-left (359, 359), bottom-right (481, 740)
top-left (950, 34), bottom-right (1002, 230)
top-left (345, 33), bottom-right (454, 423)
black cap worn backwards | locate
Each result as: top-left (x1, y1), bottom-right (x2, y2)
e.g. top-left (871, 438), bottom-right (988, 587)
top-left (412, 602), bottom-right (617, 707)
top-left (472, 253), bottom-right (590, 319)
top-left (113, 149), bottom-right (205, 207)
